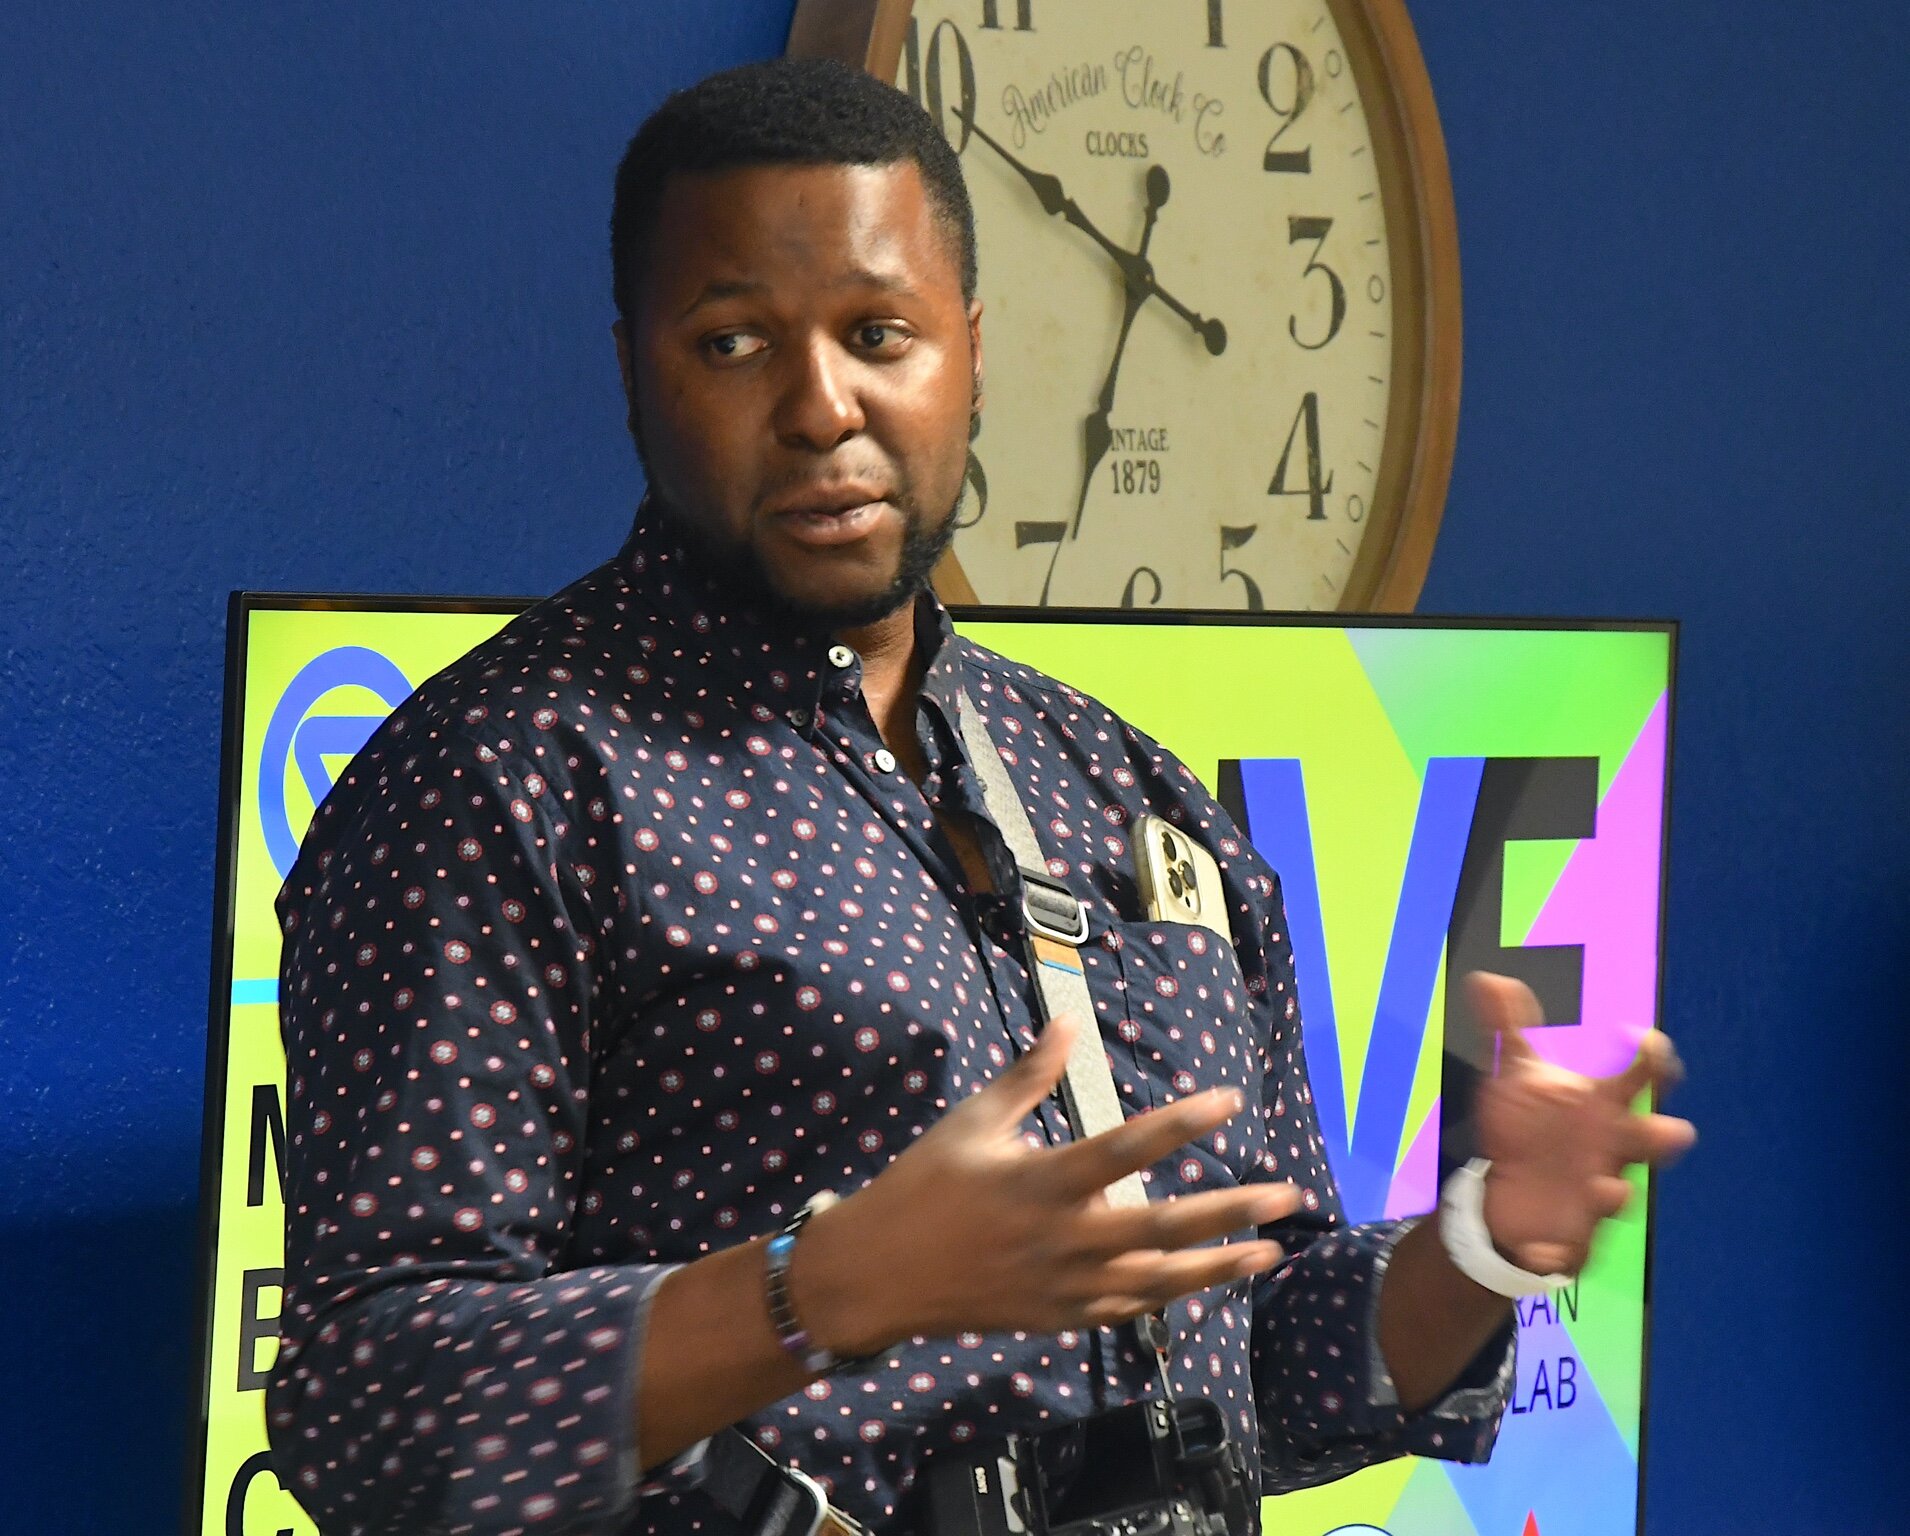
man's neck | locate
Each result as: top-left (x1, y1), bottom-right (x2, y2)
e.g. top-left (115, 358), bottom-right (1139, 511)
top-left (836, 599), bottom-right (925, 770)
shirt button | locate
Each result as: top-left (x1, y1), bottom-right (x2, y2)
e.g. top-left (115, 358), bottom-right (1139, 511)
top-left (872, 748), bottom-right (898, 774)
top-left (827, 645), bottom-right (856, 669)
top-left (787, 708), bottom-right (810, 728)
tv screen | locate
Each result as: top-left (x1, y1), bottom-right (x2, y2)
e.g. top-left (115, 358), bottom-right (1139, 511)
top-left (188, 598), bottom-right (1673, 1536)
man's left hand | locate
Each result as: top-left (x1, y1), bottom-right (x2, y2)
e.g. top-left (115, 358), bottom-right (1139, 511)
top-left (1468, 971), bottom-right (1697, 1279)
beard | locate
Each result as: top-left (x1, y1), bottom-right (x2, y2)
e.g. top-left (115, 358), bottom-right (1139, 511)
top-left (632, 414), bottom-right (972, 632)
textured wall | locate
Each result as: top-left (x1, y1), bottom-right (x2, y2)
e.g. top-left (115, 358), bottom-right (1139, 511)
top-left (2, 2), bottom-right (1902, 1531)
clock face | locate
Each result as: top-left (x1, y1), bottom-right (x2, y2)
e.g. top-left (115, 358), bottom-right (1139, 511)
top-left (892, 0), bottom-right (1416, 611)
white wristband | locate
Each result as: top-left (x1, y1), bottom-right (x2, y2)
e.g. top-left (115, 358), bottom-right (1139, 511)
top-left (1437, 1159), bottom-right (1573, 1298)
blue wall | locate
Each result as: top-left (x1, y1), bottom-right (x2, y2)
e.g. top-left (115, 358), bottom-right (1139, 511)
top-left (2, 4), bottom-right (1902, 1531)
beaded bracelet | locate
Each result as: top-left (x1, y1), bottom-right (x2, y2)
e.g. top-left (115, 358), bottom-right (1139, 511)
top-left (764, 1190), bottom-right (844, 1376)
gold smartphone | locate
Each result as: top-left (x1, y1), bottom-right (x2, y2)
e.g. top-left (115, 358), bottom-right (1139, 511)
top-left (1133, 813), bottom-right (1229, 936)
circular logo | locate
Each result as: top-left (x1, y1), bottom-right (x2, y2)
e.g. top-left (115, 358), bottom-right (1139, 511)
top-left (258, 646), bottom-right (414, 878)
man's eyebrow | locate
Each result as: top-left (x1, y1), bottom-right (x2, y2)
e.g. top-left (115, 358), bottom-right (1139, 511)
top-left (678, 278), bottom-right (771, 320)
top-left (678, 268), bottom-right (925, 320)
top-left (833, 267), bottom-right (922, 300)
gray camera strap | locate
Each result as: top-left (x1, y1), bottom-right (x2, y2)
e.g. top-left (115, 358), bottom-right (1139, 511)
top-left (702, 688), bottom-right (1161, 1532)
top-left (953, 689), bottom-right (1148, 1209)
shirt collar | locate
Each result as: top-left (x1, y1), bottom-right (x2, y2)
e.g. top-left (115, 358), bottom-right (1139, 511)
top-left (614, 500), bottom-right (962, 729)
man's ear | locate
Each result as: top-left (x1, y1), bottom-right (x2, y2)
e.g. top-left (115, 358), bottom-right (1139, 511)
top-left (967, 297), bottom-right (985, 413)
top-left (612, 318), bottom-right (637, 406)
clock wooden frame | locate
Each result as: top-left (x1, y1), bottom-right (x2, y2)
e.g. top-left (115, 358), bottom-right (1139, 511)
top-left (786, 0), bottom-right (1459, 614)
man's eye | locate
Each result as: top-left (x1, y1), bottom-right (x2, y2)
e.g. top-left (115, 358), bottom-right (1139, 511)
top-left (855, 323), bottom-right (909, 352)
top-left (705, 332), bottom-right (766, 361)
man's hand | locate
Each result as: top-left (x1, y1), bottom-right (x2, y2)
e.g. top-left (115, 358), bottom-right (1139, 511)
top-left (794, 1014), bottom-right (1297, 1356)
top-left (1468, 971), bottom-right (1697, 1277)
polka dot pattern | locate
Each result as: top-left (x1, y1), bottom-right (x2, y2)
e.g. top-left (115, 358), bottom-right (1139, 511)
top-left (269, 511), bottom-right (1511, 1536)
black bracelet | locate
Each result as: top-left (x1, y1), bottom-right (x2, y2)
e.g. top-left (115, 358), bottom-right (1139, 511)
top-left (764, 1191), bottom-right (844, 1375)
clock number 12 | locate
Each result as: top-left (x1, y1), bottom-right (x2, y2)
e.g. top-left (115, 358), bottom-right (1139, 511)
top-left (980, 0), bottom-right (1034, 29)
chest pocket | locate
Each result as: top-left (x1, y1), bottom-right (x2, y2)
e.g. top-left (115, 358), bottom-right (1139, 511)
top-left (1078, 919), bottom-right (1266, 1189)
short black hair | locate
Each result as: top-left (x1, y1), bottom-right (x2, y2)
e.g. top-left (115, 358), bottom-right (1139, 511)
top-left (609, 56), bottom-right (977, 326)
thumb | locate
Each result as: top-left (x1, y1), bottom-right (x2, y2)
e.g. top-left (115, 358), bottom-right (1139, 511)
top-left (1607, 1028), bottom-right (1680, 1104)
top-left (1463, 971), bottom-right (1540, 1071)
top-left (973, 1012), bottom-right (1077, 1128)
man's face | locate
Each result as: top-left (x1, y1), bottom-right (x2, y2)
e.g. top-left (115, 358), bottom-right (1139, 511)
top-left (617, 160), bottom-right (981, 628)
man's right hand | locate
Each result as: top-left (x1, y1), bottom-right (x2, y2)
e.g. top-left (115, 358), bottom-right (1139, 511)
top-left (791, 1013), bottom-right (1299, 1357)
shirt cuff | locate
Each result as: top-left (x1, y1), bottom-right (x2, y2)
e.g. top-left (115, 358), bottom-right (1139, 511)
top-left (1360, 1217), bottom-right (1519, 1443)
top-left (1255, 1218), bottom-right (1516, 1492)
top-left (624, 1263), bottom-right (702, 1499)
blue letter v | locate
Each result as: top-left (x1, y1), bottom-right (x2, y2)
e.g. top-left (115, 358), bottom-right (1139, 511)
top-left (1236, 757), bottom-right (1483, 1224)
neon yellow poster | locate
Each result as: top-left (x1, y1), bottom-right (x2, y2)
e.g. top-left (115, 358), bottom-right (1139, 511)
top-left (190, 598), bottom-right (1670, 1536)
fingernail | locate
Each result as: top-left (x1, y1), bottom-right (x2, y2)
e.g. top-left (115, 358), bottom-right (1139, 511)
top-left (1225, 1088), bottom-right (1246, 1112)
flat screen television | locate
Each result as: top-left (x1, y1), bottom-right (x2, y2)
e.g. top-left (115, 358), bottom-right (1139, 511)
top-left (187, 596), bottom-right (1674, 1536)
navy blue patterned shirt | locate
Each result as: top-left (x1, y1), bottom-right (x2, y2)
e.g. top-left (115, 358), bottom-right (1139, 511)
top-left (269, 508), bottom-right (1513, 1536)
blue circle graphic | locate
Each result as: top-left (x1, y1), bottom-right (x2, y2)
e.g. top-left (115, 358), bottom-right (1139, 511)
top-left (258, 646), bottom-right (414, 878)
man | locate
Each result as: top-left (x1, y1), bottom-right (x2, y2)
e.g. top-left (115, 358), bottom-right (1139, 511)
top-left (269, 59), bottom-right (1693, 1536)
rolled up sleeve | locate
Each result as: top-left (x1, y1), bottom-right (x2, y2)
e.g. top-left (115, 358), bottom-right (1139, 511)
top-left (1252, 1218), bottom-right (1515, 1492)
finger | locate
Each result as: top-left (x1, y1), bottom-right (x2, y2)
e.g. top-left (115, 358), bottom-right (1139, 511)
top-left (1088, 1239), bottom-right (1284, 1310)
top-left (1043, 1086), bottom-right (1247, 1200)
top-left (1606, 1030), bottom-right (1683, 1104)
top-left (1081, 1182), bottom-right (1301, 1256)
top-left (1615, 1112), bottom-right (1698, 1168)
top-left (1590, 1173), bottom-right (1633, 1220)
top-left (1078, 1293), bottom-right (1157, 1329)
top-left (1506, 1238), bottom-right (1588, 1279)
top-left (1464, 971), bottom-right (1541, 1069)
top-left (971, 1012), bottom-right (1079, 1129)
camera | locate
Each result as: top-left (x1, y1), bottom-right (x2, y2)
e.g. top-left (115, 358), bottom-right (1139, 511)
top-left (923, 1398), bottom-right (1254, 1536)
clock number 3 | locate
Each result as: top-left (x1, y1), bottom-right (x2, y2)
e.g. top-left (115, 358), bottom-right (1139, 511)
top-left (1258, 43), bottom-right (1316, 174)
top-left (1287, 216), bottom-right (1345, 350)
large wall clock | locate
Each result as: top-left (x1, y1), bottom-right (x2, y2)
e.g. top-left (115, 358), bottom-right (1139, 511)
top-left (788, 0), bottom-right (1458, 613)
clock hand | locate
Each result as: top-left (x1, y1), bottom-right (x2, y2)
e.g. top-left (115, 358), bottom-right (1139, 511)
top-left (963, 115), bottom-right (1228, 356)
top-left (1068, 170), bottom-right (1168, 539)
top-left (1071, 297), bottom-right (1139, 539)
top-left (961, 114), bottom-right (1131, 271)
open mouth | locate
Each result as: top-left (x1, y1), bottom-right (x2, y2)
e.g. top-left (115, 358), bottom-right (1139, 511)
top-left (769, 491), bottom-right (891, 547)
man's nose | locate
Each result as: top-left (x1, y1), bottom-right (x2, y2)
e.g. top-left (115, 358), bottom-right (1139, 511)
top-left (773, 335), bottom-right (866, 451)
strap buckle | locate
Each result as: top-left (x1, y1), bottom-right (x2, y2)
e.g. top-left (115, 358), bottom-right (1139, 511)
top-left (1018, 866), bottom-right (1088, 946)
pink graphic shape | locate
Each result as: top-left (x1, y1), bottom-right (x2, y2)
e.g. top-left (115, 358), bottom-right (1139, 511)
top-left (1379, 696), bottom-right (1667, 1218)
top-left (1521, 696), bottom-right (1668, 1079)
top-left (1384, 1098), bottom-right (1441, 1218)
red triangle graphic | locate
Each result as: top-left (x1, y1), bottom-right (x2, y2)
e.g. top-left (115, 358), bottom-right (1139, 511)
top-left (1521, 1514), bottom-right (1541, 1536)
